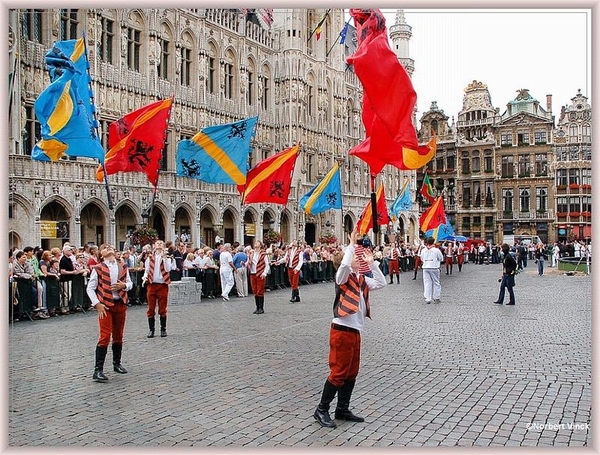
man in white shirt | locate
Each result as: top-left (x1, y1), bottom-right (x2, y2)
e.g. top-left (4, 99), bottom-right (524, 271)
top-left (86, 244), bottom-right (133, 382)
top-left (419, 237), bottom-right (444, 304)
top-left (219, 243), bottom-right (235, 301)
top-left (143, 240), bottom-right (176, 338)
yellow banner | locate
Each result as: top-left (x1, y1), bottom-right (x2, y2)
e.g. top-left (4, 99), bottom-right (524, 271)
top-left (245, 224), bottom-right (256, 235)
top-left (40, 221), bottom-right (57, 239)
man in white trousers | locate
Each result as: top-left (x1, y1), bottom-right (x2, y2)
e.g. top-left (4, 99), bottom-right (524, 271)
top-left (219, 243), bottom-right (235, 301)
top-left (419, 236), bottom-right (444, 304)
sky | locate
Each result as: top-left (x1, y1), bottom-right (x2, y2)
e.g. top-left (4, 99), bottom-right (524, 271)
top-left (378, 9), bottom-right (591, 126)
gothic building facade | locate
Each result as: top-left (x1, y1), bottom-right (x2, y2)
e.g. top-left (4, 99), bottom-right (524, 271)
top-left (8, 8), bottom-right (420, 251)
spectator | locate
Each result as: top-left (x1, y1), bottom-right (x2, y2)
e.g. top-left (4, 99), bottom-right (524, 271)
top-left (535, 243), bottom-right (547, 276)
top-left (202, 249), bottom-right (219, 299)
top-left (13, 250), bottom-right (48, 319)
top-left (219, 243), bottom-right (235, 301)
top-left (419, 237), bottom-right (444, 304)
top-left (232, 245), bottom-right (249, 298)
top-left (494, 243), bottom-right (517, 305)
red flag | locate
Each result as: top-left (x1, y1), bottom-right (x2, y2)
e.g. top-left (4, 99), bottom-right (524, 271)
top-left (347, 9), bottom-right (435, 174)
top-left (241, 144), bottom-right (299, 205)
top-left (355, 184), bottom-right (389, 236)
top-left (96, 98), bottom-right (173, 187)
top-left (419, 196), bottom-right (447, 233)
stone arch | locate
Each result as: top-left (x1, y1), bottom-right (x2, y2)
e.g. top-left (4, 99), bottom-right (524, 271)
top-left (80, 197), bottom-right (112, 247)
top-left (279, 208), bottom-right (293, 243)
top-left (242, 206), bottom-right (259, 246)
top-left (199, 203), bottom-right (218, 247)
top-left (343, 211), bottom-right (356, 235)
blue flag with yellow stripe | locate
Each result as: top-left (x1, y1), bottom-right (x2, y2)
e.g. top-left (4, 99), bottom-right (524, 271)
top-left (389, 178), bottom-right (412, 219)
top-left (176, 117), bottom-right (258, 185)
top-left (425, 218), bottom-right (455, 242)
top-left (32, 37), bottom-right (104, 162)
top-left (299, 162), bottom-right (342, 215)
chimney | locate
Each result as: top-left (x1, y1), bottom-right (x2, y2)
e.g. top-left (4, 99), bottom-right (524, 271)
top-left (546, 94), bottom-right (552, 112)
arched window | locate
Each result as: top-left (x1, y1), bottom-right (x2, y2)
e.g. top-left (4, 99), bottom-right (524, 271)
top-left (157, 23), bottom-right (173, 80)
top-left (223, 49), bottom-right (236, 99)
top-left (462, 151), bottom-right (470, 173)
top-left (260, 64), bottom-right (270, 110)
top-left (472, 150), bottom-right (480, 172)
top-left (206, 42), bottom-right (217, 94)
top-left (246, 59), bottom-right (256, 106)
top-left (502, 189), bottom-right (513, 213)
top-left (569, 124), bottom-right (578, 142)
top-left (179, 32), bottom-right (194, 86)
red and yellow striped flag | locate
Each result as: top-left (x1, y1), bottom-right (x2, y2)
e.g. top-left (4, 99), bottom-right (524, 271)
top-left (419, 196), bottom-right (447, 233)
top-left (241, 144), bottom-right (300, 205)
top-left (355, 184), bottom-right (389, 236)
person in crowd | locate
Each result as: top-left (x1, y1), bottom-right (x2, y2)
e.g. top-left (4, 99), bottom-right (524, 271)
top-left (282, 239), bottom-right (304, 303)
top-left (44, 257), bottom-right (62, 316)
top-left (13, 250), bottom-right (48, 319)
top-left (202, 249), bottom-right (219, 299)
top-left (143, 240), bottom-right (176, 338)
top-left (456, 242), bottom-right (465, 272)
top-left (23, 246), bottom-right (46, 316)
top-left (232, 245), bottom-right (249, 298)
top-left (247, 240), bottom-right (270, 314)
top-left (354, 235), bottom-right (374, 278)
top-left (534, 243), bottom-right (547, 276)
top-left (419, 236), bottom-right (444, 304)
top-left (59, 244), bottom-right (77, 315)
top-left (71, 251), bottom-right (89, 312)
top-left (182, 252), bottom-right (197, 278)
top-left (494, 243), bottom-right (517, 305)
top-left (387, 241), bottom-right (401, 284)
top-left (552, 242), bottom-right (561, 268)
top-left (516, 241), bottom-right (527, 270)
top-left (313, 231), bottom-right (386, 429)
top-left (171, 242), bottom-right (187, 282)
top-left (412, 242), bottom-right (424, 280)
top-left (86, 244), bottom-right (133, 382)
top-left (218, 243), bottom-right (235, 301)
top-left (136, 245), bottom-right (152, 305)
top-left (444, 241), bottom-right (455, 275)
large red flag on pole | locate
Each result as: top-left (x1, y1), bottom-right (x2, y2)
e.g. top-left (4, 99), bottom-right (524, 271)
top-left (347, 9), bottom-right (435, 174)
top-left (96, 98), bottom-right (173, 187)
top-left (241, 144), bottom-right (300, 205)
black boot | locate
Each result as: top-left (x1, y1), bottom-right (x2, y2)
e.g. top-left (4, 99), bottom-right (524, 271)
top-left (253, 296), bottom-right (260, 314)
top-left (112, 343), bottom-right (128, 374)
top-left (396, 274), bottom-right (400, 284)
top-left (160, 315), bottom-right (167, 337)
top-left (93, 345), bottom-right (108, 382)
top-left (389, 276), bottom-right (394, 284)
top-left (294, 289), bottom-right (301, 302)
top-left (314, 380), bottom-right (338, 428)
top-left (289, 290), bottom-right (295, 302)
top-left (335, 380), bottom-right (364, 422)
top-left (256, 296), bottom-right (264, 314)
top-left (147, 317), bottom-right (155, 338)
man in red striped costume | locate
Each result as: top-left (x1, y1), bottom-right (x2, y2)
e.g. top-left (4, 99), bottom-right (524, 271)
top-left (313, 230), bottom-right (387, 428)
top-left (247, 240), bottom-right (270, 314)
top-left (283, 239), bottom-right (304, 303)
top-left (86, 244), bottom-right (133, 382)
top-left (143, 240), bottom-right (176, 338)
top-left (387, 241), bottom-right (401, 284)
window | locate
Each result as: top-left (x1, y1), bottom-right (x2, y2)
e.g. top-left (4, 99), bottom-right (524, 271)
top-left (99, 119), bottom-right (110, 150)
top-left (534, 130), bottom-right (547, 144)
top-left (582, 196), bottom-right (591, 213)
top-left (307, 84), bottom-right (314, 116)
top-left (462, 182), bottom-right (471, 207)
top-left (556, 146), bottom-right (567, 161)
top-left (461, 151), bottom-right (470, 173)
top-left (485, 181), bottom-right (494, 206)
top-left (158, 36), bottom-right (170, 79)
top-left (582, 145), bottom-right (591, 161)
top-left (462, 217), bottom-right (470, 228)
top-left (99, 17), bottom-right (114, 64)
top-left (447, 154), bottom-right (455, 170)
top-left (517, 132), bottom-right (529, 145)
top-left (247, 68), bottom-right (254, 105)
top-left (22, 9), bottom-right (43, 43)
top-left (535, 153), bottom-right (548, 176)
top-left (518, 154), bottom-right (530, 177)
top-left (473, 181), bottom-right (481, 207)
top-left (568, 168), bottom-right (579, 185)
top-left (501, 155), bottom-right (514, 177)
top-left (502, 189), bottom-right (513, 212)
top-left (307, 154), bottom-right (314, 181)
top-left (60, 9), bottom-right (79, 40)
top-left (581, 168), bottom-right (591, 186)
top-left (160, 132), bottom-right (169, 172)
top-left (519, 188), bottom-right (530, 212)
top-left (23, 105), bottom-right (39, 156)
top-left (180, 46), bottom-right (192, 86)
top-left (207, 56), bottom-right (215, 93)
top-left (582, 124), bottom-right (591, 143)
top-left (568, 197), bottom-right (580, 213)
top-left (501, 133), bottom-right (512, 146)
top-left (557, 169), bottom-right (567, 187)
top-left (557, 196), bottom-right (568, 214)
top-left (569, 124), bottom-right (578, 142)
top-left (261, 73), bottom-right (269, 110)
top-left (472, 151), bottom-right (480, 172)
top-left (126, 27), bottom-right (141, 71)
top-left (536, 187), bottom-right (547, 212)
top-left (569, 145), bottom-right (580, 161)
top-left (436, 156), bottom-right (444, 172)
top-left (473, 216), bottom-right (481, 226)
top-left (224, 62), bottom-right (233, 99)
top-left (484, 150), bottom-right (493, 172)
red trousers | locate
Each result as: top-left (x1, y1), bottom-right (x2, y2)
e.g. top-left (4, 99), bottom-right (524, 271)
top-left (414, 256), bottom-right (421, 270)
top-left (288, 267), bottom-right (300, 289)
top-left (98, 301), bottom-right (127, 347)
top-left (388, 258), bottom-right (399, 275)
top-left (457, 254), bottom-right (464, 265)
top-left (327, 325), bottom-right (361, 387)
top-left (250, 273), bottom-right (266, 297)
top-left (146, 283), bottom-right (169, 318)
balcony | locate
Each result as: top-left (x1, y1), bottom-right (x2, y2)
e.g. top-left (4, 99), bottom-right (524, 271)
top-left (497, 210), bottom-right (555, 220)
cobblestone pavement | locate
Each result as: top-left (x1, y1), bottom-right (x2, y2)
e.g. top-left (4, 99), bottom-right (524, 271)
top-left (8, 261), bottom-right (591, 448)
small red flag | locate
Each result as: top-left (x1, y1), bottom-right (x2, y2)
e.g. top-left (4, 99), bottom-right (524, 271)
top-left (355, 184), bottom-right (389, 236)
top-left (96, 98), bottom-right (173, 187)
top-left (241, 144), bottom-right (300, 205)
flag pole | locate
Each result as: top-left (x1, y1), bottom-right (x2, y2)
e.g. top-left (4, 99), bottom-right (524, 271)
top-left (326, 17), bottom-right (351, 58)
top-left (82, 32), bottom-right (114, 210)
top-left (306, 8), bottom-right (331, 44)
top-left (370, 173), bottom-right (379, 247)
